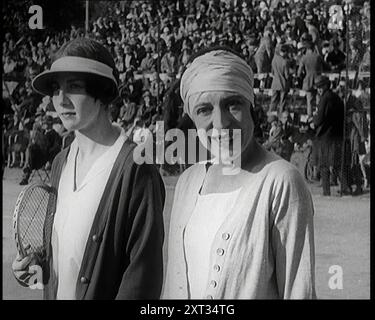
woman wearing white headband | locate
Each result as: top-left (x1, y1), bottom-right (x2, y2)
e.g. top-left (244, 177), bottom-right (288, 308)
top-left (12, 38), bottom-right (165, 300)
top-left (163, 47), bottom-right (316, 299)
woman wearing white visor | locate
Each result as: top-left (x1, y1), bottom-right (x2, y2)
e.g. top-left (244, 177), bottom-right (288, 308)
top-left (163, 47), bottom-right (316, 299)
top-left (12, 38), bottom-right (165, 300)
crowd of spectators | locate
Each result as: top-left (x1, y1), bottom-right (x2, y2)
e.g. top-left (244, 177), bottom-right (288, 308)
top-left (2, 0), bottom-right (371, 190)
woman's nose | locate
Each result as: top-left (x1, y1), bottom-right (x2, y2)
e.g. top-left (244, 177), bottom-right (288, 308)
top-left (55, 89), bottom-right (71, 107)
top-left (212, 108), bottom-right (230, 130)
top-left (59, 88), bottom-right (70, 100)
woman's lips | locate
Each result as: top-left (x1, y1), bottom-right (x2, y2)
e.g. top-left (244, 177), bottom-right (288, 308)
top-left (61, 112), bottom-right (76, 118)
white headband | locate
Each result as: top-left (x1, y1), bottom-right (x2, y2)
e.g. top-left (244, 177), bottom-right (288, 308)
top-left (180, 50), bottom-right (254, 117)
top-left (50, 56), bottom-right (117, 84)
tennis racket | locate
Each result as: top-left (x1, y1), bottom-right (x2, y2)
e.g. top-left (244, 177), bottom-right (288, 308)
top-left (13, 182), bottom-right (57, 265)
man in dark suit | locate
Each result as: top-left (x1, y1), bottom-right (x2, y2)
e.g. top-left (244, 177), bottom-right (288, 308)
top-left (270, 44), bottom-right (290, 114)
top-left (298, 41), bottom-right (323, 117)
top-left (313, 75), bottom-right (349, 196)
top-left (326, 40), bottom-right (346, 72)
top-left (292, 6), bottom-right (308, 39)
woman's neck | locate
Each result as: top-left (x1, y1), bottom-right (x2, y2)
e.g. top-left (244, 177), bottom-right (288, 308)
top-left (240, 139), bottom-right (267, 173)
top-left (75, 116), bottom-right (121, 158)
top-left (211, 140), bottom-right (267, 175)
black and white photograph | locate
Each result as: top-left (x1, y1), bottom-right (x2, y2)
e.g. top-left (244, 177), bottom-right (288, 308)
top-left (2, 0), bottom-right (371, 305)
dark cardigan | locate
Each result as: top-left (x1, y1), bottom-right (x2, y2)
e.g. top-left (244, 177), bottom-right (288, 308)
top-left (42, 139), bottom-right (165, 299)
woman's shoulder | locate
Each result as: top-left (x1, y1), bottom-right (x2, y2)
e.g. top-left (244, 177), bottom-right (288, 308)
top-left (115, 137), bottom-right (141, 169)
top-left (260, 156), bottom-right (311, 202)
top-left (179, 161), bottom-right (206, 179)
top-left (260, 153), bottom-right (306, 185)
top-left (51, 147), bottom-right (69, 167)
top-left (175, 162), bottom-right (206, 191)
top-left (117, 138), bottom-right (163, 181)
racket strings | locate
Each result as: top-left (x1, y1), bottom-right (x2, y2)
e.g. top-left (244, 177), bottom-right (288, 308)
top-left (20, 190), bottom-right (45, 241)
top-left (20, 191), bottom-right (43, 237)
top-left (18, 187), bottom-right (50, 255)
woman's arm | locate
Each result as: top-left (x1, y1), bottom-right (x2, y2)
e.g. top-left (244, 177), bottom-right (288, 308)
top-left (116, 163), bottom-right (165, 299)
top-left (271, 168), bottom-right (316, 299)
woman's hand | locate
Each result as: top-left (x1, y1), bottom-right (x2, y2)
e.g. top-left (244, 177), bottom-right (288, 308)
top-left (12, 245), bottom-right (41, 287)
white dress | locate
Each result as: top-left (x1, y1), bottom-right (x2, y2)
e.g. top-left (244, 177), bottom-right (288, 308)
top-left (183, 188), bottom-right (242, 299)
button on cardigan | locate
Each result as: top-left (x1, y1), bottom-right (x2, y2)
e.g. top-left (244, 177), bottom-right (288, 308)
top-left (184, 188), bottom-right (241, 298)
top-left (163, 152), bottom-right (316, 299)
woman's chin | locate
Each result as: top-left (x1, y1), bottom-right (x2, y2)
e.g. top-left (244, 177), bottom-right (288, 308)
top-left (60, 120), bottom-right (78, 132)
top-left (211, 148), bottom-right (242, 165)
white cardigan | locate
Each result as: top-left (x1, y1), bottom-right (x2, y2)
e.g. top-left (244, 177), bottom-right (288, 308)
top-left (162, 151), bottom-right (316, 299)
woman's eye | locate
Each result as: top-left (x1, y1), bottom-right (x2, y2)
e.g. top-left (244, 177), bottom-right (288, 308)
top-left (51, 84), bottom-right (59, 94)
top-left (228, 103), bottom-right (242, 113)
top-left (196, 106), bottom-right (212, 116)
top-left (70, 83), bottom-right (84, 90)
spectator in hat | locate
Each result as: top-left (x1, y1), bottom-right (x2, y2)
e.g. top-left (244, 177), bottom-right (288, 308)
top-left (123, 70), bottom-right (143, 104)
top-left (241, 43), bottom-right (255, 71)
top-left (313, 75), bottom-right (348, 196)
top-left (292, 119), bottom-right (315, 153)
top-left (321, 40), bottom-right (331, 69)
top-left (346, 90), bottom-right (369, 195)
top-left (279, 110), bottom-right (295, 141)
top-left (137, 89), bottom-right (155, 119)
top-left (123, 45), bottom-right (137, 72)
top-left (305, 15), bottom-right (320, 51)
top-left (139, 45), bottom-right (156, 73)
top-left (325, 40), bottom-right (346, 72)
top-left (263, 114), bottom-right (283, 155)
top-left (178, 46), bottom-right (193, 73)
top-left (297, 40), bottom-right (323, 117)
top-left (160, 26), bottom-right (172, 44)
top-left (284, 24), bottom-right (295, 46)
top-left (233, 31), bottom-right (243, 52)
top-left (25, 61), bottom-right (41, 81)
top-left (222, 13), bottom-right (235, 34)
top-left (14, 81), bottom-right (44, 119)
top-left (177, 16), bottom-right (187, 36)
top-left (270, 44), bottom-right (290, 114)
top-left (185, 14), bottom-right (199, 34)
top-left (347, 39), bottom-right (364, 87)
top-left (292, 8), bottom-right (308, 38)
top-left (114, 47), bottom-right (125, 74)
top-left (139, 2), bottom-right (151, 21)
top-left (239, 14), bottom-right (251, 34)
top-left (348, 39), bottom-right (363, 72)
top-left (133, 41), bottom-right (147, 66)
top-left (161, 40), bottom-right (178, 76)
top-left (254, 36), bottom-right (273, 74)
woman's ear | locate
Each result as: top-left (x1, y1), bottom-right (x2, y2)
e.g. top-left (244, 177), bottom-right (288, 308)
top-left (95, 98), bottom-right (107, 111)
